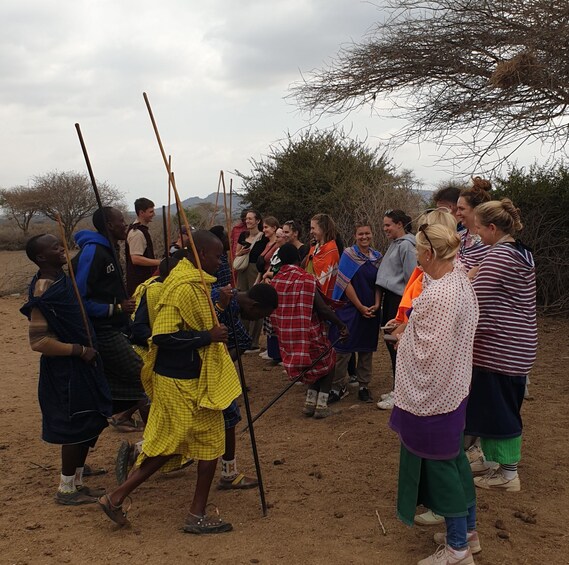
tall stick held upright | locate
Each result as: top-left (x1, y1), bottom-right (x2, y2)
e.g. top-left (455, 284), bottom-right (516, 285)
top-left (74, 123), bottom-right (128, 297)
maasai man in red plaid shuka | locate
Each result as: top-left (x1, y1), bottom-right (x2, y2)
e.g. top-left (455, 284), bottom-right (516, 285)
top-left (270, 244), bottom-right (348, 418)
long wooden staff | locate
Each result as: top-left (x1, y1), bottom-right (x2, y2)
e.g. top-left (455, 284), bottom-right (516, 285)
top-left (226, 305), bottom-right (268, 516)
top-left (144, 92), bottom-right (268, 517)
top-left (74, 123), bottom-right (128, 297)
top-left (209, 172), bottom-right (222, 227)
top-left (171, 171), bottom-right (185, 252)
top-left (55, 214), bottom-right (93, 348)
top-left (220, 171), bottom-right (235, 286)
top-left (229, 178), bottom-right (233, 226)
top-left (242, 337), bottom-right (341, 433)
top-left (166, 158), bottom-right (172, 252)
top-left (161, 205), bottom-right (170, 277)
top-left (142, 92), bottom-right (216, 319)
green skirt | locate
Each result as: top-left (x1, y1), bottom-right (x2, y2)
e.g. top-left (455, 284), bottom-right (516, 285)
top-left (397, 444), bottom-right (476, 526)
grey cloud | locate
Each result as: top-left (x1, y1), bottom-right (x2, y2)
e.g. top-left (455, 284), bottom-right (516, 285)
top-left (203, 0), bottom-right (380, 89)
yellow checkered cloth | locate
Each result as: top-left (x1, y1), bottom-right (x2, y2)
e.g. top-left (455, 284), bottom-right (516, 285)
top-left (135, 281), bottom-right (165, 399)
top-left (131, 276), bottom-right (159, 382)
top-left (139, 259), bottom-right (241, 467)
top-left (132, 276), bottom-right (159, 311)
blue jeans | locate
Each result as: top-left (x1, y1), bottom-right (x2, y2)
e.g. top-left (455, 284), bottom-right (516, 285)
top-left (445, 505), bottom-right (476, 550)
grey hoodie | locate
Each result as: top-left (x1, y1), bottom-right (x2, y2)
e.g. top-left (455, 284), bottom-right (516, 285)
top-left (375, 233), bottom-right (417, 295)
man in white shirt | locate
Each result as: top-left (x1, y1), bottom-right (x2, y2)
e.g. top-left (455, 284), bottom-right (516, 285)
top-left (126, 198), bottom-right (161, 295)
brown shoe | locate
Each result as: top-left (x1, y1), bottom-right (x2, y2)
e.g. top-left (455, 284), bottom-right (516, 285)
top-left (55, 489), bottom-right (97, 506)
top-left (76, 485), bottom-right (106, 497)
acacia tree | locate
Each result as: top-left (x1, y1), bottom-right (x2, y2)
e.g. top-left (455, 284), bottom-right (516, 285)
top-left (237, 129), bottom-right (422, 246)
top-left (32, 171), bottom-right (124, 246)
top-left (293, 1), bottom-right (569, 167)
top-left (0, 186), bottom-right (39, 235)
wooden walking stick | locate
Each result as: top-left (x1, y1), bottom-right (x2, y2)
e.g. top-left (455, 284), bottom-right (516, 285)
top-left (220, 171), bottom-right (235, 286)
top-left (209, 172), bottom-right (222, 228)
top-left (142, 92), bottom-right (216, 317)
top-left (167, 157), bottom-right (172, 251)
top-left (242, 337), bottom-right (342, 433)
top-left (74, 123), bottom-right (128, 297)
top-left (55, 214), bottom-right (93, 348)
top-left (168, 156), bottom-right (185, 252)
top-left (220, 173), bottom-right (267, 514)
top-left (143, 91), bottom-right (268, 516)
top-left (226, 305), bottom-right (268, 516)
top-left (161, 205), bottom-right (170, 276)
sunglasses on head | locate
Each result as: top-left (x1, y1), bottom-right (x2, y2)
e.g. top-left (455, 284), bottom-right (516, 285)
top-left (418, 224), bottom-right (435, 254)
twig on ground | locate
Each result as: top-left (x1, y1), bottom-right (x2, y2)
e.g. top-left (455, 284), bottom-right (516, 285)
top-left (29, 462), bottom-right (53, 471)
top-left (337, 430), bottom-right (350, 441)
top-left (375, 509), bottom-right (387, 535)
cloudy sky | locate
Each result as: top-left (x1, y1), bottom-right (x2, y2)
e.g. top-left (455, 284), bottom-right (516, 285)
top-left (0, 0), bottom-right (543, 208)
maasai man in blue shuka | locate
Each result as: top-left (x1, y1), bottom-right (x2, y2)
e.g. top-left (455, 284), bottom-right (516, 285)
top-left (21, 234), bottom-right (112, 506)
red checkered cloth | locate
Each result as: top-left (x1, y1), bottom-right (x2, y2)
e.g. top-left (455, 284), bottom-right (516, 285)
top-left (270, 264), bottom-right (335, 384)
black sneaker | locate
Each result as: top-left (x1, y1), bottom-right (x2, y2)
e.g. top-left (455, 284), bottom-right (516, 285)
top-left (328, 386), bottom-right (349, 404)
top-left (358, 387), bottom-right (373, 403)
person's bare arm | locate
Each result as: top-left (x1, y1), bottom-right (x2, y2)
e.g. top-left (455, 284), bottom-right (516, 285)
top-left (130, 254), bottom-right (161, 267)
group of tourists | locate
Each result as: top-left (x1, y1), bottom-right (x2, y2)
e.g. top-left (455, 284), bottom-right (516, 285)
top-left (21, 178), bottom-right (537, 564)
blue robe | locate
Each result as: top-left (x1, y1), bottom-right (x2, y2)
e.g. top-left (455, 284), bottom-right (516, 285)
top-left (21, 273), bottom-right (112, 444)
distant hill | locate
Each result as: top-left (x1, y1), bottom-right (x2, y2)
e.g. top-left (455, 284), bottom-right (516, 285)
top-left (150, 192), bottom-right (246, 217)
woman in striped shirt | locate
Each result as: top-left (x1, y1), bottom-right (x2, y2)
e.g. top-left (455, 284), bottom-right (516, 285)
top-left (465, 199), bottom-right (537, 492)
top-left (456, 178), bottom-right (492, 272)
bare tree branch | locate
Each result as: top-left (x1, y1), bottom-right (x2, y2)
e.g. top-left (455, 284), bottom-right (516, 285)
top-left (292, 0), bottom-right (569, 167)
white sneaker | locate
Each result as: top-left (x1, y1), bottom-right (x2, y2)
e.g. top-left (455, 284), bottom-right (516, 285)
top-left (259, 351), bottom-right (270, 360)
top-left (380, 390), bottom-right (394, 401)
top-left (473, 468), bottom-right (521, 492)
top-left (377, 396), bottom-right (395, 410)
top-left (418, 545), bottom-right (474, 564)
top-left (245, 348), bottom-right (261, 354)
top-left (414, 509), bottom-right (445, 526)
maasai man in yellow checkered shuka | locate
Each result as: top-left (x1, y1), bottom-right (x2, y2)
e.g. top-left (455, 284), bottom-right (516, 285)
top-left (98, 230), bottom-right (241, 534)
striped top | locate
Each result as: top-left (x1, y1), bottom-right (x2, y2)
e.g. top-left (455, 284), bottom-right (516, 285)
top-left (458, 229), bottom-right (491, 271)
top-left (472, 241), bottom-right (537, 376)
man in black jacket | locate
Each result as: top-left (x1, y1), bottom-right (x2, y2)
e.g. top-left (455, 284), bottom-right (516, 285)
top-left (73, 207), bottom-right (147, 430)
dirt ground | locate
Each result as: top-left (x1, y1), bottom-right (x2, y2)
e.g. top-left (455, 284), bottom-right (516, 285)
top-left (0, 254), bottom-right (568, 564)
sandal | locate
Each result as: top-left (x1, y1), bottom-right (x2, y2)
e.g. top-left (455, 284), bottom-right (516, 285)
top-left (98, 494), bottom-right (131, 527)
top-left (109, 417), bottom-right (144, 433)
top-left (183, 505), bottom-right (232, 534)
top-left (217, 473), bottom-right (258, 490)
top-left (83, 464), bottom-right (107, 477)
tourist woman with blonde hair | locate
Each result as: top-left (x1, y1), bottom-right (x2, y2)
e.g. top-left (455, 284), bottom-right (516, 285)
top-left (465, 199), bottom-right (537, 493)
top-left (389, 223), bottom-right (480, 565)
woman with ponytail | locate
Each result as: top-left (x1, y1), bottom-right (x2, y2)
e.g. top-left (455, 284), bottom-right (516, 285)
top-left (465, 199), bottom-right (537, 492)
